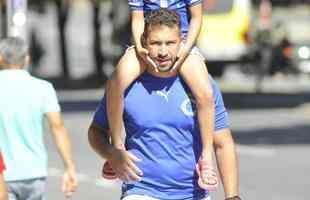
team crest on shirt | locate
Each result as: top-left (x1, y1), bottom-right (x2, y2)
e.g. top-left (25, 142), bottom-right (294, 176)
top-left (180, 96), bottom-right (197, 117)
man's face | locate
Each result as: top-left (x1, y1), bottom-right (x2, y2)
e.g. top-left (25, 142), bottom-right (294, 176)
top-left (145, 25), bottom-right (181, 72)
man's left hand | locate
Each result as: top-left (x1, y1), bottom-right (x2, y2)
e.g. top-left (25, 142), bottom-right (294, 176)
top-left (62, 168), bottom-right (78, 198)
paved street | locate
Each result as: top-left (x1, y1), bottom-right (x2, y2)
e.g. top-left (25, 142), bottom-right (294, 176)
top-left (44, 105), bottom-right (310, 200)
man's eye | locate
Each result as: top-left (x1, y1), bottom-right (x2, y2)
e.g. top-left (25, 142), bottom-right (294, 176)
top-left (167, 41), bottom-right (176, 45)
top-left (150, 42), bottom-right (160, 46)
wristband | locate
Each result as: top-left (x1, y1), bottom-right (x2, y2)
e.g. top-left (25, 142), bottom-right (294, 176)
top-left (225, 196), bottom-right (241, 200)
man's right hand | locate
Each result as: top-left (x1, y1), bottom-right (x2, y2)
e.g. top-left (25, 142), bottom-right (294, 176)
top-left (109, 148), bottom-right (143, 182)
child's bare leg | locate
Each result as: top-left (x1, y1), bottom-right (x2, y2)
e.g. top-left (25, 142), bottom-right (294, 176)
top-left (103, 47), bottom-right (146, 179)
top-left (106, 47), bottom-right (146, 149)
top-left (179, 53), bottom-right (217, 189)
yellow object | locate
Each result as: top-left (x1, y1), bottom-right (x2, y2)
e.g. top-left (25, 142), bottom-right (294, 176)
top-left (197, 0), bottom-right (252, 61)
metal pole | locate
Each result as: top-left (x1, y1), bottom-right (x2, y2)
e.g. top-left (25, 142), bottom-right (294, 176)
top-left (6, 0), bottom-right (27, 41)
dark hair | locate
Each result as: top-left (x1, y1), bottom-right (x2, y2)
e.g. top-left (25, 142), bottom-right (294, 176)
top-left (142, 8), bottom-right (181, 45)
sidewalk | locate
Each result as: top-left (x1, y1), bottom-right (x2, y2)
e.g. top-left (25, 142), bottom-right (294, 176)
top-left (218, 67), bottom-right (310, 93)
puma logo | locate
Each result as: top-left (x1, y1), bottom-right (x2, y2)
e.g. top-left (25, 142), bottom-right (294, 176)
top-left (156, 90), bottom-right (170, 102)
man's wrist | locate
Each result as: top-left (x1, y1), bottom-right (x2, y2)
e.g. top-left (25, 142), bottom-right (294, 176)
top-left (105, 144), bottom-right (118, 161)
top-left (225, 196), bottom-right (241, 200)
top-left (64, 161), bottom-right (75, 171)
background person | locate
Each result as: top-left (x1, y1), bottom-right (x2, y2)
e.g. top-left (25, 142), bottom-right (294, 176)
top-left (0, 37), bottom-right (78, 200)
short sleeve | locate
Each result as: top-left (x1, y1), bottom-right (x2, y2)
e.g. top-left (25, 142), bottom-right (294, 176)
top-left (92, 96), bottom-right (109, 130)
top-left (184, 0), bottom-right (202, 6)
top-left (42, 83), bottom-right (61, 113)
top-left (211, 78), bottom-right (230, 131)
top-left (0, 152), bottom-right (5, 173)
top-left (128, 0), bottom-right (144, 10)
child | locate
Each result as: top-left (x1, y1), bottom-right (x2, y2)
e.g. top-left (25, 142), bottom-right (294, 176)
top-left (104, 0), bottom-right (217, 189)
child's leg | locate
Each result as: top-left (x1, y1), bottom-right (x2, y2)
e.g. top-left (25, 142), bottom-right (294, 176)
top-left (178, 53), bottom-right (217, 189)
top-left (106, 46), bottom-right (146, 148)
top-left (103, 47), bottom-right (145, 179)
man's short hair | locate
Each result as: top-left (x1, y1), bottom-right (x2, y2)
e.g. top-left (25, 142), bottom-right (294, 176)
top-left (0, 37), bottom-right (28, 66)
top-left (142, 8), bottom-right (181, 42)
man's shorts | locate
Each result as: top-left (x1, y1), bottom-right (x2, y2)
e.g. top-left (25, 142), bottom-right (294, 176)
top-left (122, 194), bottom-right (211, 200)
top-left (6, 177), bottom-right (46, 200)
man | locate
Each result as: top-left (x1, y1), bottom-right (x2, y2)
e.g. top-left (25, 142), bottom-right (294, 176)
top-left (0, 37), bottom-right (78, 200)
top-left (89, 9), bottom-right (240, 200)
top-left (0, 152), bottom-right (7, 200)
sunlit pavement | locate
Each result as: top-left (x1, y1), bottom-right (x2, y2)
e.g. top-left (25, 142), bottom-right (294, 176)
top-left (44, 107), bottom-right (310, 200)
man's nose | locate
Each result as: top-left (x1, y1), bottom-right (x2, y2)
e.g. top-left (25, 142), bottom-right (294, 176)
top-left (158, 45), bottom-right (168, 57)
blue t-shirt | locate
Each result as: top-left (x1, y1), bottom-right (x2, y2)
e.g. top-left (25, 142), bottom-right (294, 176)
top-left (128, 0), bottom-right (202, 35)
top-left (93, 72), bottom-right (229, 200)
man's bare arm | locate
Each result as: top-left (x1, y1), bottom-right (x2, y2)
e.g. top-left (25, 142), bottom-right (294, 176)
top-left (88, 123), bottom-right (114, 160)
top-left (46, 112), bottom-right (78, 197)
top-left (88, 123), bottom-right (143, 181)
top-left (214, 128), bottom-right (240, 199)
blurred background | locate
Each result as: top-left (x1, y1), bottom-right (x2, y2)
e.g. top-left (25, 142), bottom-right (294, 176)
top-left (1, 0), bottom-right (310, 199)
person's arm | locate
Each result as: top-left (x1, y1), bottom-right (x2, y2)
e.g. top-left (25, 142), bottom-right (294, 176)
top-left (213, 128), bottom-right (240, 199)
top-left (0, 173), bottom-right (7, 200)
top-left (131, 9), bottom-right (160, 72)
top-left (131, 10), bottom-right (148, 59)
top-left (88, 122), bottom-right (142, 182)
top-left (172, 2), bottom-right (202, 70)
top-left (184, 2), bottom-right (203, 51)
top-left (46, 112), bottom-right (78, 198)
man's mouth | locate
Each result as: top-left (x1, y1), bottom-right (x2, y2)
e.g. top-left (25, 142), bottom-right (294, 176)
top-left (156, 58), bottom-right (170, 65)
top-left (156, 59), bottom-right (173, 72)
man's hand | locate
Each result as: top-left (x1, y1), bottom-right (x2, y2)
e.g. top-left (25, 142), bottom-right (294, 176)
top-left (196, 155), bottom-right (218, 191)
top-left (109, 148), bottom-right (143, 182)
top-left (62, 167), bottom-right (78, 199)
top-left (171, 44), bottom-right (191, 71)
